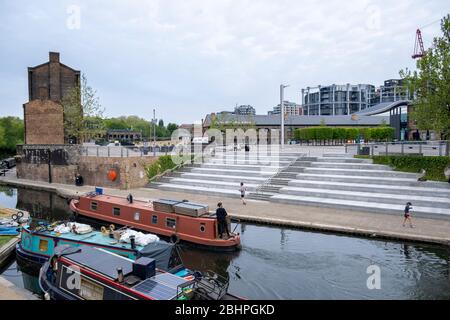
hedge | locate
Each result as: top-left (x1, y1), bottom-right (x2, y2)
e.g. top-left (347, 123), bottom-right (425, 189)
top-left (145, 155), bottom-right (176, 180)
top-left (356, 155), bottom-right (450, 182)
top-left (294, 126), bottom-right (395, 144)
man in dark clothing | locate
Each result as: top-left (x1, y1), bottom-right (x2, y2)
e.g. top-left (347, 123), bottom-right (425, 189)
top-left (403, 202), bottom-right (414, 228)
top-left (216, 202), bottom-right (230, 239)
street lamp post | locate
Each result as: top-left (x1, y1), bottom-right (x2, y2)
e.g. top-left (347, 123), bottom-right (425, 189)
top-left (153, 108), bottom-right (156, 156)
top-left (280, 84), bottom-right (289, 148)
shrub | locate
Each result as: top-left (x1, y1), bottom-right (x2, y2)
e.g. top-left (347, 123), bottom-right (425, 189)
top-left (145, 155), bottom-right (176, 180)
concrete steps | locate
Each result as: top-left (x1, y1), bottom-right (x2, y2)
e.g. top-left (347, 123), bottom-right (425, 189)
top-left (294, 172), bottom-right (448, 187)
top-left (177, 172), bottom-right (267, 184)
top-left (313, 157), bottom-right (372, 163)
top-left (188, 167), bottom-right (275, 177)
top-left (270, 194), bottom-right (450, 219)
top-left (306, 162), bottom-right (392, 170)
top-left (280, 186), bottom-right (450, 209)
top-left (287, 179), bottom-right (450, 197)
top-left (158, 178), bottom-right (259, 191)
top-left (302, 167), bottom-right (417, 178)
top-left (157, 184), bottom-right (241, 198)
top-left (199, 163), bottom-right (282, 171)
top-left (149, 149), bottom-right (450, 219)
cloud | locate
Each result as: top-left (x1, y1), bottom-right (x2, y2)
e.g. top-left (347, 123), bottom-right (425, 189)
top-left (0, 0), bottom-right (448, 123)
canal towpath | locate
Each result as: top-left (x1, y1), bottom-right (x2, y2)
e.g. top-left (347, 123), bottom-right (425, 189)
top-left (1, 175), bottom-right (450, 246)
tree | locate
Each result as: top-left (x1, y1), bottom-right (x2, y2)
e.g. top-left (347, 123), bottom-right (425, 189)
top-left (158, 119), bottom-right (164, 128)
top-left (62, 74), bottom-right (106, 143)
top-left (400, 14), bottom-right (450, 154)
top-left (167, 123), bottom-right (178, 134)
top-left (0, 125), bottom-right (5, 149)
top-left (0, 117), bottom-right (24, 150)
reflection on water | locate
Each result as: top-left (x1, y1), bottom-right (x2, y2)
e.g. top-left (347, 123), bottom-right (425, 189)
top-left (16, 188), bottom-right (71, 222)
top-left (1, 186), bottom-right (450, 299)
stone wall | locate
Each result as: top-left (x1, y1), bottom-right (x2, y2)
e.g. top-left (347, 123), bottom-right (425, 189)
top-left (16, 145), bottom-right (157, 189)
top-left (23, 100), bottom-right (65, 145)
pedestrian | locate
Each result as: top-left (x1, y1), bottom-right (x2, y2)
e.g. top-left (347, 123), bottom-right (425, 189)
top-left (403, 202), bottom-right (414, 228)
top-left (239, 182), bottom-right (247, 205)
top-left (216, 202), bottom-right (230, 239)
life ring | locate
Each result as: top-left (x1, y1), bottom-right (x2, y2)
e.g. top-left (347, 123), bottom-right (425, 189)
top-left (109, 224), bottom-right (115, 231)
top-left (11, 213), bottom-right (18, 221)
top-left (101, 226), bottom-right (107, 234)
top-left (17, 211), bottom-right (24, 219)
top-left (170, 234), bottom-right (180, 244)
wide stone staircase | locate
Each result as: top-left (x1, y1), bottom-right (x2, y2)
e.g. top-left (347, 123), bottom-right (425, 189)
top-left (148, 149), bottom-right (450, 219)
top-left (260, 153), bottom-right (450, 219)
top-left (148, 149), bottom-right (305, 198)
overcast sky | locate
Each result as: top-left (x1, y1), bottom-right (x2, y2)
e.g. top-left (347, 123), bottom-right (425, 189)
top-left (0, 0), bottom-right (447, 124)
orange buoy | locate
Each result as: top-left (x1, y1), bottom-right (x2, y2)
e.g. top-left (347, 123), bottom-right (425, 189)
top-left (107, 169), bottom-right (117, 181)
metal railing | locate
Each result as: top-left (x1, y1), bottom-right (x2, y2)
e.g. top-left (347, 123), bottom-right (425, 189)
top-left (345, 140), bottom-right (450, 157)
top-left (80, 145), bottom-right (175, 157)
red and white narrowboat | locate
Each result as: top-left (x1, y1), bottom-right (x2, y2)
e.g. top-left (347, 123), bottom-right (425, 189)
top-left (70, 193), bottom-right (241, 251)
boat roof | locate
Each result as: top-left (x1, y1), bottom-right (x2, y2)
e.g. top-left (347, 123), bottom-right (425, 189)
top-left (62, 245), bottom-right (188, 300)
top-left (62, 245), bottom-right (134, 280)
top-left (83, 194), bottom-right (155, 211)
top-left (24, 225), bottom-right (145, 251)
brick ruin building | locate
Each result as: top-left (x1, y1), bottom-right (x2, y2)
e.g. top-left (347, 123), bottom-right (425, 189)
top-left (17, 52), bottom-right (157, 189)
top-left (23, 52), bottom-right (80, 144)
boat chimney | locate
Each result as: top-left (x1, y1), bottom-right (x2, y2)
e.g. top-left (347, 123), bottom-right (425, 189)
top-left (117, 268), bottom-right (124, 283)
top-left (130, 235), bottom-right (136, 250)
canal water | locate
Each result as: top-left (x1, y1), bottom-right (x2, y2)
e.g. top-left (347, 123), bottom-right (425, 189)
top-left (1, 186), bottom-right (450, 299)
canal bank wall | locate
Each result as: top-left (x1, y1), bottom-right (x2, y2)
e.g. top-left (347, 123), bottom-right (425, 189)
top-left (2, 176), bottom-right (450, 247)
top-left (0, 276), bottom-right (39, 300)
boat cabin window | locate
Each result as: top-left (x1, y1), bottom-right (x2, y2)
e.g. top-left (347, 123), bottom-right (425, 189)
top-left (134, 212), bottom-right (140, 221)
top-left (151, 215), bottom-right (158, 224)
top-left (112, 207), bottom-right (121, 216)
top-left (200, 223), bottom-right (206, 233)
top-left (166, 218), bottom-right (176, 229)
top-left (79, 277), bottom-right (104, 300)
top-left (39, 239), bottom-right (49, 252)
top-left (91, 202), bottom-right (98, 211)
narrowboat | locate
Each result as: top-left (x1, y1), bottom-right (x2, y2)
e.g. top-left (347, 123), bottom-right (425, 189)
top-left (39, 245), bottom-right (243, 300)
top-left (16, 221), bottom-right (189, 279)
top-left (70, 193), bottom-right (241, 251)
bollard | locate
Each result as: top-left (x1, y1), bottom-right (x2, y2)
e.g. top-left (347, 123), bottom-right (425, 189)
top-left (401, 143), bottom-right (404, 155)
top-left (385, 142), bottom-right (388, 156)
top-left (439, 143), bottom-right (442, 156)
top-left (96, 146), bottom-right (99, 157)
top-left (108, 147), bottom-right (110, 157)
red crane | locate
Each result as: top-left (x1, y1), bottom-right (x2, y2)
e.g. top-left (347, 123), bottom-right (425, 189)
top-left (412, 28), bottom-right (425, 59)
top-left (411, 18), bottom-right (441, 59)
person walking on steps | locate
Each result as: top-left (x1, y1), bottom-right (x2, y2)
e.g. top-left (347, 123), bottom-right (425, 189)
top-left (216, 202), bottom-right (230, 239)
top-left (403, 202), bottom-right (414, 228)
top-left (239, 182), bottom-right (247, 205)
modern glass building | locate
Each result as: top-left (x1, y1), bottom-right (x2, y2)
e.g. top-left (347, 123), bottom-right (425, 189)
top-left (301, 79), bottom-right (410, 116)
top-left (301, 84), bottom-right (376, 116)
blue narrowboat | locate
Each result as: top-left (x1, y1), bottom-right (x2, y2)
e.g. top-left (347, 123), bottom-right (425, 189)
top-left (16, 223), bottom-right (190, 279)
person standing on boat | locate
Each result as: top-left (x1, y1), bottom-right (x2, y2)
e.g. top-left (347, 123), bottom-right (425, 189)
top-left (216, 202), bottom-right (230, 239)
top-left (239, 182), bottom-right (247, 205)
